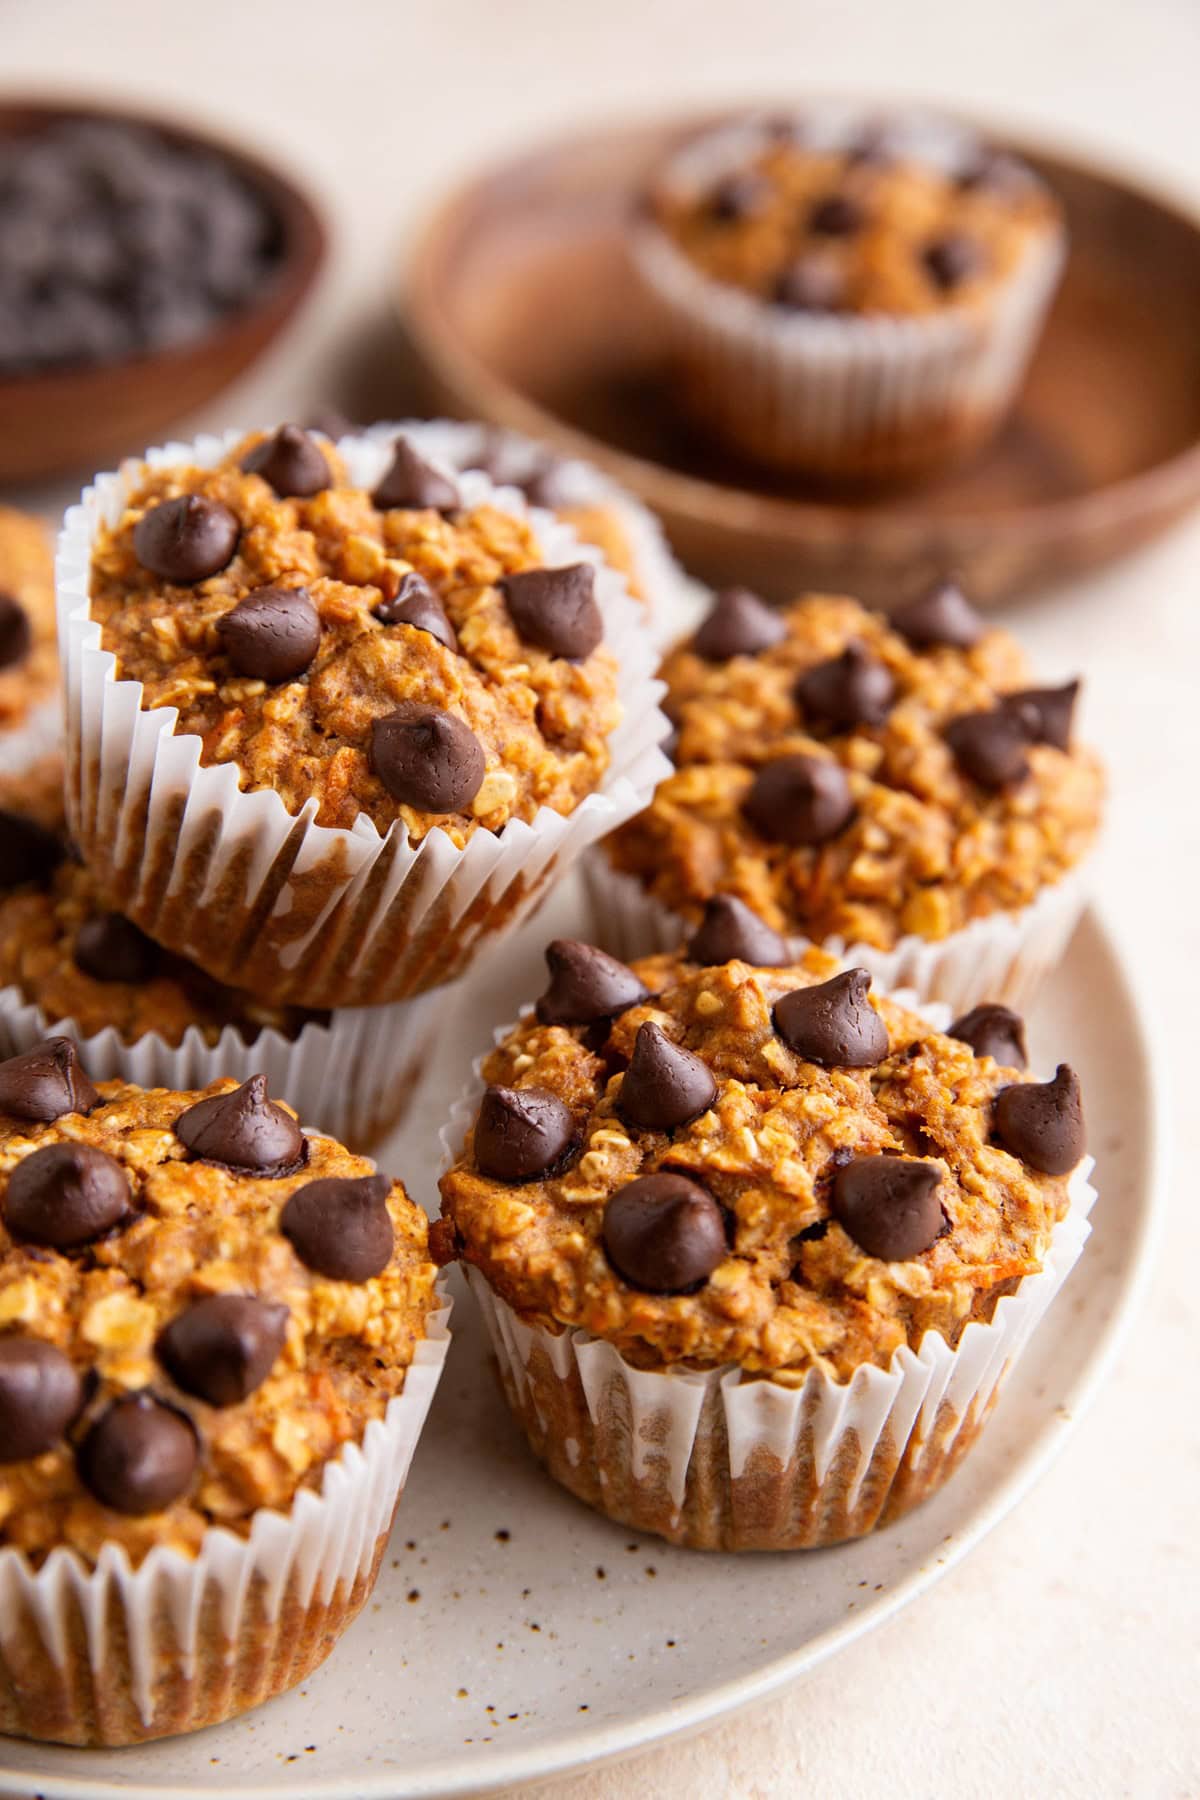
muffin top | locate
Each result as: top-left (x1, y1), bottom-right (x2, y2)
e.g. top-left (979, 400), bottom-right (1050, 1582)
top-left (87, 427), bottom-right (623, 841)
top-left (0, 761), bottom-right (323, 1048)
top-left (607, 585), bottom-right (1104, 950)
top-left (0, 1043), bottom-right (436, 1567)
top-left (0, 506), bottom-right (58, 730)
top-left (438, 934), bottom-right (1084, 1381)
top-left (645, 114), bottom-right (1061, 318)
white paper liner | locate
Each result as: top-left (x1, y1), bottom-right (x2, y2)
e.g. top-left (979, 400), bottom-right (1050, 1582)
top-left (0, 980), bottom-right (443, 1152)
top-left (581, 852), bottom-right (1091, 1015)
top-left (632, 109), bottom-right (1066, 478)
top-left (439, 988), bottom-right (1094, 1549)
top-left (0, 1290), bottom-right (450, 1742)
top-left (56, 423), bottom-right (672, 1010)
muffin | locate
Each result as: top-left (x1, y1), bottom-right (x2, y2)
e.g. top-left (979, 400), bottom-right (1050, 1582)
top-left (0, 760), bottom-right (440, 1149)
top-left (0, 1041), bottom-right (447, 1743)
top-left (437, 936), bottom-right (1094, 1550)
top-left (632, 107), bottom-right (1065, 477)
top-left (0, 506), bottom-right (59, 765)
top-left (57, 422), bottom-right (668, 1008)
top-left (593, 582), bottom-right (1103, 1012)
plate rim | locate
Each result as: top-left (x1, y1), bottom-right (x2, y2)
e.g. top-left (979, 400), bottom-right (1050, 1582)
top-left (0, 904), bottom-right (1167, 1800)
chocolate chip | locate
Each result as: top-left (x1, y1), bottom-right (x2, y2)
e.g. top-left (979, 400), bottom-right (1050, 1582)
top-left (773, 967), bottom-right (889, 1066)
top-left (372, 437), bottom-right (460, 512)
top-left (535, 940), bottom-right (648, 1026)
top-left (0, 809), bottom-right (63, 889)
top-left (892, 579), bottom-right (984, 649)
top-left (743, 754), bottom-right (854, 845)
top-left (216, 585), bottom-right (322, 683)
top-left (241, 425), bottom-right (331, 499)
top-left (373, 571), bottom-right (457, 651)
top-left (1002, 680), bottom-right (1079, 752)
top-left (809, 193), bottom-right (864, 236)
top-left (707, 172), bottom-right (770, 223)
top-left (158, 1293), bottom-right (288, 1407)
top-left (369, 704), bottom-right (485, 812)
top-left (993, 1064), bottom-right (1084, 1174)
top-left (0, 593), bottom-right (31, 670)
top-left (132, 494), bottom-right (239, 583)
top-left (772, 258), bottom-right (845, 312)
top-left (602, 1171), bottom-right (727, 1293)
top-left (949, 1003), bottom-right (1027, 1068)
top-left (305, 407), bottom-right (355, 441)
top-left (0, 1038), bottom-right (98, 1122)
top-left (831, 1156), bottom-right (945, 1259)
top-left (795, 642), bottom-right (896, 730)
top-left (520, 460), bottom-right (573, 510)
top-left (0, 1336), bottom-right (83, 1461)
top-left (74, 911), bottom-right (159, 984)
top-left (78, 1393), bottom-right (198, 1515)
top-left (474, 1086), bottom-right (576, 1182)
top-left (693, 587), bottom-right (786, 661)
top-left (280, 1174), bottom-right (394, 1281)
top-left (944, 707), bottom-right (1035, 788)
top-left (174, 1075), bottom-right (306, 1177)
top-left (618, 1023), bottom-right (717, 1132)
top-left (4, 1142), bottom-right (133, 1249)
top-left (687, 895), bottom-right (790, 967)
top-left (500, 564), bottom-right (603, 661)
top-left (923, 234), bottom-right (983, 291)
top-left (843, 124), bottom-right (896, 168)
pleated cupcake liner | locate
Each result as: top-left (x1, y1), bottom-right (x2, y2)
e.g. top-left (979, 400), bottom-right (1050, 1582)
top-left (56, 423), bottom-right (671, 1011)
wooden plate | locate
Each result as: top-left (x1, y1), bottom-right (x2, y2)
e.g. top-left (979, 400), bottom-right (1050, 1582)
top-left (400, 110), bottom-right (1200, 604)
top-left (0, 99), bottom-right (327, 486)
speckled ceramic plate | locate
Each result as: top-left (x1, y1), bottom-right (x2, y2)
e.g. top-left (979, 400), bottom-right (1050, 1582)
top-left (0, 879), bottom-right (1164, 1799)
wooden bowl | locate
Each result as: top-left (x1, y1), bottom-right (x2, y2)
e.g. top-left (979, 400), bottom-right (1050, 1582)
top-left (400, 108), bottom-right (1200, 605)
top-left (0, 99), bottom-right (327, 485)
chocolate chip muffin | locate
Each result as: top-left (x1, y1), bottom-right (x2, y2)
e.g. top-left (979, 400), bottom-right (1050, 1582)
top-left (62, 425), bottom-right (665, 1007)
top-left (598, 583), bottom-right (1103, 1012)
top-left (0, 1041), bottom-right (446, 1744)
top-left (0, 506), bottom-right (58, 736)
top-left (632, 108), bottom-right (1065, 475)
top-left (437, 936), bottom-right (1093, 1549)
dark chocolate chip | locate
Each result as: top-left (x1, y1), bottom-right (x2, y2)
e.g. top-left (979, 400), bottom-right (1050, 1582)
top-left (132, 494), bottom-right (239, 584)
top-left (174, 1075), bottom-right (306, 1177)
top-left (809, 193), bottom-right (864, 236)
top-left (892, 579), bottom-right (984, 649)
top-left (693, 586), bottom-right (786, 661)
top-left (0, 809), bottom-right (64, 889)
top-left (831, 1155), bottom-right (945, 1259)
top-left (520, 460), bottom-right (573, 510)
top-left (773, 967), bottom-right (889, 1067)
top-left (618, 1023), bottom-right (717, 1132)
top-left (3, 1142), bottom-right (133, 1249)
top-left (602, 1171), bottom-right (727, 1293)
top-left (373, 571), bottom-right (457, 651)
top-left (923, 234), bottom-right (983, 291)
top-left (280, 1174), bottom-right (394, 1282)
top-left (687, 895), bottom-right (789, 967)
top-left (795, 642), bottom-right (896, 730)
top-left (0, 1336), bottom-right (83, 1461)
top-left (74, 911), bottom-right (159, 984)
top-left (707, 172), bottom-right (771, 223)
top-left (843, 124), bottom-right (897, 168)
top-left (944, 707), bottom-right (1035, 788)
top-left (535, 940), bottom-right (648, 1026)
top-left (1002, 680), bottom-right (1079, 752)
top-left (0, 1038), bottom-right (99, 1122)
top-left (772, 257), bottom-right (845, 312)
top-left (949, 1003), bottom-right (1028, 1069)
top-left (241, 425), bottom-right (331, 499)
top-left (372, 437), bottom-right (460, 512)
top-left (158, 1293), bottom-right (288, 1407)
top-left (369, 703), bottom-right (485, 813)
top-left (500, 564), bottom-right (602, 662)
top-left (993, 1064), bottom-right (1084, 1174)
top-left (743, 754), bottom-right (854, 845)
top-left (0, 592), bottom-right (31, 670)
top-left (78, 1392), bottom-right (198, 1515)
top-left (216, 585), bottom-right (322, 683)
top-left (474, 1086), bottom-right (576, 1183)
